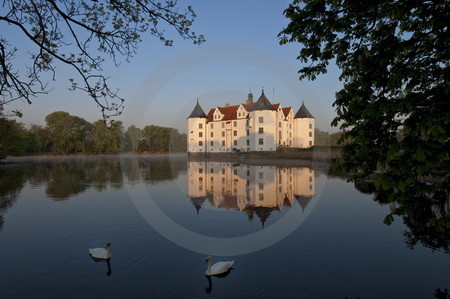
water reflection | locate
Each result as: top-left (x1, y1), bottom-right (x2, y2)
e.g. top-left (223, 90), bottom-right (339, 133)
top-left (353, 179), bottom-right (450, 253)
top-left (204, 270), bottom-right (233, 294)
top-left (187, 161), bottom-right (315, 225)
top-left (3, 156), bottom-right (185, 200)
top-left (1, 156), bottom-right (448, 254)
top-left (90, 257), bottom-right (112, 277)
top-left (0, 165), bottom-right (27, 230)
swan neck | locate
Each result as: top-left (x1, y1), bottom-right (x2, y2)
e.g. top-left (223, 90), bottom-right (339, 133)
top-left (206, 260), bottom-right (212, 275)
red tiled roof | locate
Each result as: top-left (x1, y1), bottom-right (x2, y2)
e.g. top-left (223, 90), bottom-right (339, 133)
top-left (218, 105), bottom-right (240, 121)
top-left (282, 107), bottom-right (292, 117)
top-left (206, 108), bottom-right (215, 123)
top-left (206, 101), bottom-right (285, 123)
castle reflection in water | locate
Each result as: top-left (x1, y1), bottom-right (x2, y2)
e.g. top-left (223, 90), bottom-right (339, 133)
top-left (187, 161), bottom-right (315, 225)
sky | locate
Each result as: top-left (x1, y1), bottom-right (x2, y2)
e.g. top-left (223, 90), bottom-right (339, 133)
top-left (4, 0), bottom-right (343, 133)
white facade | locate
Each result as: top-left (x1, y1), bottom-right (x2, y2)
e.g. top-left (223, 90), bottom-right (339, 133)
top-left (187, 90), bottom-right (314, 153)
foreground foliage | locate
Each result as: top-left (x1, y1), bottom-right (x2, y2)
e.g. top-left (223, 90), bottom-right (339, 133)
top-left (280, 0), bottom-right (449, 202)
top-left (0, 0), bottom-right (204, 119)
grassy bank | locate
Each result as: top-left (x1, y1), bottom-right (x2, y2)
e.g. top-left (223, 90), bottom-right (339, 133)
top-left (197, 146), bottom-right (341, 162)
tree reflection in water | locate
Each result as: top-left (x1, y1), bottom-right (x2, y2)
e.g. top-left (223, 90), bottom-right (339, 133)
top-left (353, 179), bottom-right (450, 254)
top-left (0, 156), bottom-right (186, 229)
top-left (0, 156), bottom-right (448, 254)
top-left (0, 165), bottom-right (28, 230)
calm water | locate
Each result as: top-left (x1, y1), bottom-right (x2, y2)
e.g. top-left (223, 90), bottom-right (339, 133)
top-left (0, 155), bottom-right (448, 298)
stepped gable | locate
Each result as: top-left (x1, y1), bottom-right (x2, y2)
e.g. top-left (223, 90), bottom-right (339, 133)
top-left (294, 102), bottom-right (314, 119)
top-left (249, 90), bottom-right (276, 112)
top-left (188, 101), bottom-right (207, 118)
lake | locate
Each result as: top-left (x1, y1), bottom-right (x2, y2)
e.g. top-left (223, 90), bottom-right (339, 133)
top-left (0, 155), bottom-right (448, 298)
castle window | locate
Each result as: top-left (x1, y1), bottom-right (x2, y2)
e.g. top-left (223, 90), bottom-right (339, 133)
top-left (222, 122), bottom-right (225, 128)
top-left (210, 141), bottom-right (214, 146)
top-left (247, 139), bottom-right (250, 146)
top-left (259, 138), bottom-right (264, 145)
top-left (234, 131), bottom-right (237, 136)
top-left (211, 123), bottom-right (213, 129)
top-left (259, 127), bottom-right (264, 134)
top-left (222, 140), bottom-right (225, 146)
top-left (199, 132), bottom-right (202, 137)
top-left (211, 168), bottom-right (214, 173)
top-left (222, 169), bottom-right (225, 174)
top-left (279, 131), bottom-right (281, 138)
top-left (279, 122), bottom-right (281, 128)
top-left (211, 132), bottom-right (213, 137)
top-left (199, 123), bottom-right (203, 129)
top-left (309, 141), bottom-right (312, 146)
top-left (259, 117), bottom-right (264, 123)
top-left (309, 124), bottom-right (312, 129)
top-left (259, 183), bottom-right (264, 190)
top-left (259, 193), bottom-right (264, 201)
top-left (246, 130), bottom-right (249, 136)
top-left (309, 132), bottom-right (312, 137)
top-left (234, 140), bottom-right (237, 146)
top-left (199, 168), bottom-right (203, 173)
top-left (290, 132), bottom-right (292, 137)
top-left (234, 169), bottom-right (238, 175)
top-left (199, 141), bottom-right (203, 146)
top-left (222, 131), bottom-right (225, 137)
top-left (290, 124), bottom-right (292, 129)
top-left (234, 121), bottom-right (237, 127)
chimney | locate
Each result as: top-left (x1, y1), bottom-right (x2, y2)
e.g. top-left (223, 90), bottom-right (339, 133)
top-left (246, 92), bottom-right (253, 104)
top-left (225, 103), bottom-right (230, 107)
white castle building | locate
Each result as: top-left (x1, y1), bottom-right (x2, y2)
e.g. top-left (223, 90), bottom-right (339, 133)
top-left (187, 89), bottom-right (314, 153)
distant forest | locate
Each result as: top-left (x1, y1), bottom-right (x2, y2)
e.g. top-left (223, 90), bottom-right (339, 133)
top-left (1, 111), bottom-right (342, 159)
top-left (0, 111), bottom-right (186, 158)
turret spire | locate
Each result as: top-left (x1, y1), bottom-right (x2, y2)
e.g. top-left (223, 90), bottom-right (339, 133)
top-left (294, 101), bottom-right (314, 118)
top-left (188, 100), bottom-right (207, 118)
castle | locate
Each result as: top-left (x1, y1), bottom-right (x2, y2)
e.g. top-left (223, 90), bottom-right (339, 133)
top-left (187, 89), bottom-right (314, 153)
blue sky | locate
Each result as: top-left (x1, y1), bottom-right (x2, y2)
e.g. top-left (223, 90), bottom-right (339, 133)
top-left (5, 0), bottom-right (343, 133)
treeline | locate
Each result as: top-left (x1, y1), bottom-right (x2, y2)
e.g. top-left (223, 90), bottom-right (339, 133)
top-left (314, 129), bottom-right (346, 147)
top-left (0, 111), bottom-right (186, 158)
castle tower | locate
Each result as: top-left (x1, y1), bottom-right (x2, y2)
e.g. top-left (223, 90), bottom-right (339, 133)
top-left (187, 100), bottom-right (207, 154)
top-left (249, 89), bottom-right (277, 151)
top-left (293, 101), bottom-right (315, 148)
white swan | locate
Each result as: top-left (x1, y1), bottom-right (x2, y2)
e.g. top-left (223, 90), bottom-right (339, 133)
top-left (205, 256), bottom-right (234, 276)
top-left (89, 242), bottom-right (111, 260)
